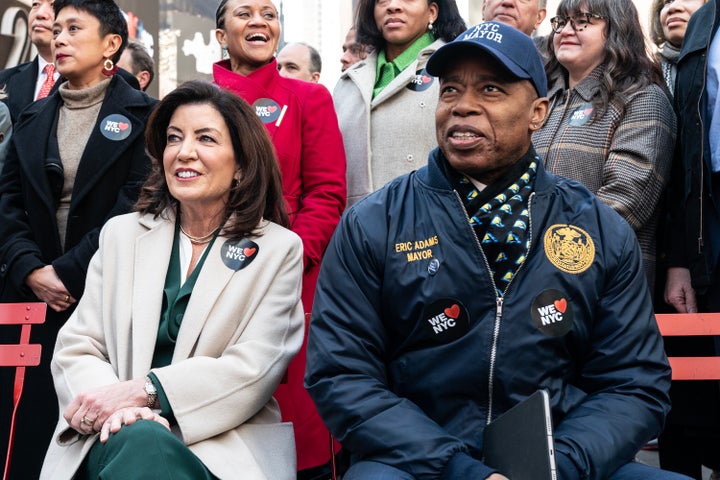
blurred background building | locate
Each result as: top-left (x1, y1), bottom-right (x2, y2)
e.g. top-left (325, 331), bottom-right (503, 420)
top-left (0, 0), bottom-right (653, 98)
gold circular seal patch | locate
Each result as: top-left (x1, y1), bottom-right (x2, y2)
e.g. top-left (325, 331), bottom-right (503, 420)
top-left (543, 224), bottom-right (595, 274)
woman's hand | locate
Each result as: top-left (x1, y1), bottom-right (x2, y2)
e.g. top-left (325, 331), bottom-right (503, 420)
top-left (99, 407), bottom-right (170, 443)
top-left (25, 265), bottom-right (75, 312)
top-left (64, 378), bottom-right (147, 434)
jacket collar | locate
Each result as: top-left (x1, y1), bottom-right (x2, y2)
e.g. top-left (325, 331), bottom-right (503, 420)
top-left (421, 146), bottom-right (555, 196)
top-left (213, 58), bottom-right (278, 100)
top-left (14, 74), bottom-right (153, 212)
top-left (547, 66), bottom-right (603, 103)
top-left (340, 38), bottom-right (444, 107)
top-left (680, 0), bottom-right (719, 62)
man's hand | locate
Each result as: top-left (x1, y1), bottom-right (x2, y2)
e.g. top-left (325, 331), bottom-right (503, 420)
top-left (665, 267), bottom-right (698, 313)
top-left (25, 265), bottom-right (74, 312)
top-left (486, 474), bottom-right (510, 480)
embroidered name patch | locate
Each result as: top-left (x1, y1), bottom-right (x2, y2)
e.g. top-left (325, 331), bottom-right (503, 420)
top-left (543, 224), bottom-right (594, 274)
top-left (394, 235), bottom-right (440, 263)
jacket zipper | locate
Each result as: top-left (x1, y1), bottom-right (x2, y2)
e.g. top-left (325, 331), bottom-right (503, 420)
top-left (452, 190), bottom-right (536, 424)
top-left (697, 25), bottom-right (711, 254)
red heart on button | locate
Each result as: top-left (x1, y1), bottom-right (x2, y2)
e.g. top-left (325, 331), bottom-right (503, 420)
top-left (554, 298), bottom-right (567, 313)
top-left (243, 247), bottom-right (257, 257)
top-left (422, 75), bottom-right (432, 83)
top-left (444, 304), bottom-right (460, 319)
top-left (118, 122), bottom-right (129, 131)
top-left (268, 106), bottom-right (277, 113)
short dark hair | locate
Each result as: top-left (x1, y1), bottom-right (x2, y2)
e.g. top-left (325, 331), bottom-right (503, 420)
top-left (54, 0), bottom-right (128, 63)
top-left (355, 0), bottom-right (466, 51)
top-left (125, 40), bottom-right (155, 88)
top-left (137, 80), bottom-right (289, 238)
top-left (293, 42), bottom-right (322, 74)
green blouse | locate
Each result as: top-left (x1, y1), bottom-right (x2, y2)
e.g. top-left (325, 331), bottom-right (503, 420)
top-left (152, 221), bottom-right (217, 369)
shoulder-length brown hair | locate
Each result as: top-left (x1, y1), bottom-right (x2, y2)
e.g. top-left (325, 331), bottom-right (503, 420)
top-left (544, 0), bottom-right (664, 110)
top-left (136, 80), bottom-right (288, 239)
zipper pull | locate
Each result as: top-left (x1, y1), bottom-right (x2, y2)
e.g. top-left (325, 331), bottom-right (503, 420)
top-left (496, 297), bottom-right (503, 320)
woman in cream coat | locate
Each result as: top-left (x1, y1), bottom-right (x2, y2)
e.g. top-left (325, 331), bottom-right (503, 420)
top-left (40, 81), bottom-right (304, 480)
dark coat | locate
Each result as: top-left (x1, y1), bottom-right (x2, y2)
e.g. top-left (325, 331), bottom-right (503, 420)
top-left (307, 149), bottom-right (671, 480)
top-left (0, 57), bottom-right (40, 124)
top-left (0, 74), bottom-right (156, 479)
top-left (667, 0), bottom-right (720, 290)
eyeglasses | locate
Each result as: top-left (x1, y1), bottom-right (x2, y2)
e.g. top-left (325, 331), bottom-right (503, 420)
top-left (549, 13), bottom-right (606, 34)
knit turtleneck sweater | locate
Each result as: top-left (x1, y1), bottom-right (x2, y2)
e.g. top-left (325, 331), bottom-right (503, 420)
top-left (56, 78), bottom-right (110, 249)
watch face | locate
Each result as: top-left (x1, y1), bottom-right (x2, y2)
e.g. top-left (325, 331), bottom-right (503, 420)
top-left (145, 378), bottom-right (157, 394)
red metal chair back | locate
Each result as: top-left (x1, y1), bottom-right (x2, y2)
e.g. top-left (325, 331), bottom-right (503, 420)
top-left (0, 302), bottom-right (47, 480)
top-left (655, 312), bottom-right (720, 380)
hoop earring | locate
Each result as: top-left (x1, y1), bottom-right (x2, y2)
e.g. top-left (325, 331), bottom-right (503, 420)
top-left (102, 58), bottom-right (117, 76)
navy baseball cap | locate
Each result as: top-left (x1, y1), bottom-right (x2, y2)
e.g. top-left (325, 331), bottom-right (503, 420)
top-left (426, 21), bottom-right (547, 97)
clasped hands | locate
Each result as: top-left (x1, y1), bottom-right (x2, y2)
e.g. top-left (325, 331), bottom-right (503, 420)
top-left (64, 378), bottom-right (169, 443)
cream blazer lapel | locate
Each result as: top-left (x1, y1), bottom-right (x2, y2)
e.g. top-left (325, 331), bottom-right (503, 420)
top-left (131, 214), bottom-right (174, 375)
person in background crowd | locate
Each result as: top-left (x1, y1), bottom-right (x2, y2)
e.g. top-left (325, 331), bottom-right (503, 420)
top-left (117, 39), bottom-right (155, 92)
top-left (0, 0), bottom-right (156, 477)
top-left (481, 0), bottom-right (547, 36)
top-left (650, 0), bottom-right (706, 96)
top-left (662, 0), bottom-right (720, 477)
top-left (306, 21), bottom-right (691, 480)
top-left (340, 27), bottom-right (372, 72)
top-left (335, 0), bottom-right (466, 206)
top-left (278, 42), bottom-right (322, 83)
top-left (212, 0), bottom-right (346, 477)
top-left (532, 0), bottom-right (676, 290)
top-left (40, 79), bottom-right (304, 480)
top-left (0, 0), bottom-right (61, 122)
top-left (0, 94), bottom-right (11, 171)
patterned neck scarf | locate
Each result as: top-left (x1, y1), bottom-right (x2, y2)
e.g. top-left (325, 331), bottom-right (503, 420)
top-left (446, 154), bottom-right (538, 296)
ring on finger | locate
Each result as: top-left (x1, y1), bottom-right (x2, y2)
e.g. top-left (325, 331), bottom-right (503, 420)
top-left (64, 295), bottom-right (70, 303)
top-left (81, 416), bottom-right (95, 427)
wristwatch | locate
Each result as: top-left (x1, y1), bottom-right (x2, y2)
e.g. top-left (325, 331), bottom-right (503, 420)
top-left (144, 376), bottom-right (158, 409)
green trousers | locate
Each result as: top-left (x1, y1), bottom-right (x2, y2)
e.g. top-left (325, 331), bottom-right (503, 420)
top-left (82, 419), bottom-right (217, 479)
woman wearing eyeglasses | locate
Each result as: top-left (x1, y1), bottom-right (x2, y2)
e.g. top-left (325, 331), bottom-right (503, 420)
top-left (532, 0), bottom-right (676, 292)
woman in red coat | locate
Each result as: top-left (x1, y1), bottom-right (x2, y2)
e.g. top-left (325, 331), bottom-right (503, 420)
top-left (213, 0), bottom-right (347, 477)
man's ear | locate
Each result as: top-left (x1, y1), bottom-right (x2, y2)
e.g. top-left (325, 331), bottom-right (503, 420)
top-left (535, 9), bottom-right (547, 31)
top-left (529, 97), bottom-right (549, 132)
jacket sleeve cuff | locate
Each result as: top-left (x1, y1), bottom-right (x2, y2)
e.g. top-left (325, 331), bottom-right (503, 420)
top-left (441, 452), bottom-right (496, 480)
top-left (11, 255), bottom-right (45, 295)
top-left (555, 451), bottom-right (581, 479)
